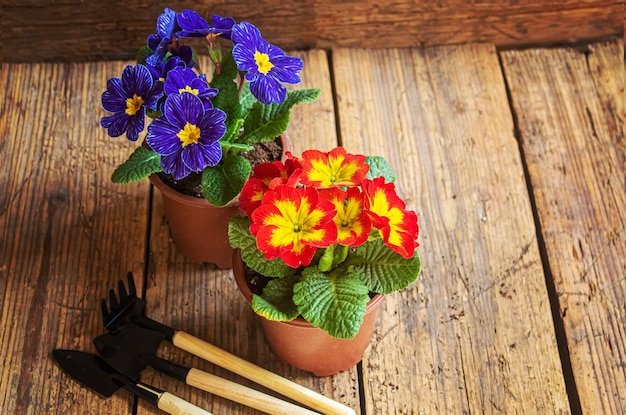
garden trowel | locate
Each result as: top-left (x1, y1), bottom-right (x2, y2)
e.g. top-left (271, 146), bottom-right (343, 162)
top-left (93, 326), bottom-right (320, 415)
top-left (52, 349), bottom-right (212, 415)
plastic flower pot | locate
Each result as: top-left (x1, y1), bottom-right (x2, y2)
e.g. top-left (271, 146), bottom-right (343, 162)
top-left (150, 135), bottom-right (291, 269)
top-left (232, 249), bottom-right (384, 376)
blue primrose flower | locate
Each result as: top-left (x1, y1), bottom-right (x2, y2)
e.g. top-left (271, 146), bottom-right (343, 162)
top-left (146, 55), bottom-right (187, 83)
top-left (100, 64), bottom-right (163, 141)
top-left (146, 8), bottom-right (181, 65)
top-left (163, 67), bottom-right (218, 111)
top-left (146, 93), bottom-right (227, 180)
top-left (231, 22), bottom-right (303, 105)
top-left (176, 10), bottom-right (235, 40)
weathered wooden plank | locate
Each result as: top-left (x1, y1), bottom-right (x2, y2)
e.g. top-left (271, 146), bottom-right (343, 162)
top-left (332, 46), bottom-right (570, 413)
top-left (315, 0), bottom-right (622, 50)
top-left (501, 40), bottom-right (625, 415)
top-left (3, 0), bottom-right (623, 62)
top-left (2, 0), bottom-right (316, 63)
top-left (0, 62), bottom-right (149, 413)
top-left (138, 50), bottom-right (356, 414)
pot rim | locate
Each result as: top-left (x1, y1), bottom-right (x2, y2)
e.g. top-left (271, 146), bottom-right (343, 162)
top-left (232, 249), bottom-right (385, 328)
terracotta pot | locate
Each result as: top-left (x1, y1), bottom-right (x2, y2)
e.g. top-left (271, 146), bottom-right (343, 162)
top-left (150, 135), bottom-right (291, 269)
top-left (232, 249), bottom-right (384, 376)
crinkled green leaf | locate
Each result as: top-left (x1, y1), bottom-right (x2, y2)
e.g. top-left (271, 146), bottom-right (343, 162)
top-left (220, 118), bottom-right (244, 145)
top-left (214, 49), bottom-right (239, 80)
top-left (252, 275), bottom-right (300, 321)
top-left (111, 147), bottom-right (162, 183)
top-left (201, 154), bottom-right (251, 207)
top-left (317, 245), bottom-right (349, 272)
top-left (210, 54), bottom-right (241, 124)
top-left (238, 88), bottom-right (321, 144)
top-left (228, 216), bottom-right (297, 278)
top-left (317, 246), bottom-right (335, 273)
top-left (349, 238), bottom-right (420, 294)
top-left (365, 156), bottom-right (396, 182)
top-left (293, 267), bottom-right (370, 339)
top-left (238, 83), bottom-right (255, 118)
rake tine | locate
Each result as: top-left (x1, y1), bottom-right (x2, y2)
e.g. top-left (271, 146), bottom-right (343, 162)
top-left (117, 279), bottom-right (129, 301)
top-left (126, 272), bottom-right (137, 297)
top-left (100, 299), bottom-right (110, 319)
top-left (108, 289), bottom-right (119, 310)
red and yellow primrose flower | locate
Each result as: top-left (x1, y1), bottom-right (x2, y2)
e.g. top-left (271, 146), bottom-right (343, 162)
top-left (239, 147), bottom-right (419, 267)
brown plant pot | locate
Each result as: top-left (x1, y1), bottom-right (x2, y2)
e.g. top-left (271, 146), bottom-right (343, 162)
top-left (232, 249), bottom-right (384, 376)
top-left (150, 174), bottom-right (241, 268)
top-left (150, 135), bottom-right (291, 269)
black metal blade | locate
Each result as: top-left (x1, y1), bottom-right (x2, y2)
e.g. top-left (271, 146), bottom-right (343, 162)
top-left (52, 349), bottom-right (127, 398)
top-left (93, 327), bottom-right (165, 379)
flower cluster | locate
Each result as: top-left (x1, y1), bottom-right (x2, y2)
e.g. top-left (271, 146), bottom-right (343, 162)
top-left (239, 147), bottom-right (419, 267)
top-left (101, 8), bottom-right (319, 207)
top-left (229, 147), bottom-right (421, 338)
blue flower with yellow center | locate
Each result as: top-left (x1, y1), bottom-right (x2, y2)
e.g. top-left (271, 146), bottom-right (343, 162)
top-left (163, 67), bottom-right (218, 111)
top-left (100, 64), bottom-right (163, 141)
top-left (146, 93), bottom-right (227, 179)
top-left (176, 10), bottom-right (235, 40)
top-left (231, 22), bottom-right (303, 105)
top-left (146, 56), bottom-right (187, 83)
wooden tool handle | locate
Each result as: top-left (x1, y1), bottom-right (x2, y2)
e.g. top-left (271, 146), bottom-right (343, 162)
top-left (187, 368), bottom-right (320, 415)
top-left (173, 331), bottom-right (356, 415)
top-left (157, 391), bottom-right (214, 415)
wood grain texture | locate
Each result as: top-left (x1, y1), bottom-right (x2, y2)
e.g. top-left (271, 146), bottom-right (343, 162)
top-left (332, 46), bottom-right (570, 413)
top-left (0, 62), bottom-right (149, 413)
top-left (315, 0), bottom-right (623, 50)
top-left (501, 40), bottom-right (625, 415)
top-left (138, 50), bottom-right (353, 415)
top-left (2, 0), bottom-right (623, 62)
top-left (2, 0), bottom-right (316, 63)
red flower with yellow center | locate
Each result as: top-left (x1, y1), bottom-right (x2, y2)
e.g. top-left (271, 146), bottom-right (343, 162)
top-left (362, 177), bottom-right (419, 258)
top-left (324, 187), bottom-right (371, 247)
top-left (239, 159), bottom-right (303, 217)
top-left (250, 185), bottom-right (337, 268)
top-left (239, 162), bottom-right (287, 217)
top-left (300, 147), bottom-right (369, 188)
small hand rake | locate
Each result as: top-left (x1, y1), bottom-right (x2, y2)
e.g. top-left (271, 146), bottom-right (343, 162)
top-left (101, 272), bottom-right (355, 415)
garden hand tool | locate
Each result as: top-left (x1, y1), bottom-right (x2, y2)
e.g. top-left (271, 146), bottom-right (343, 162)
top-left (101, 272), bottom-right (356, 415)
top-left (93, 327), bottom-right (320, 415)
top-left (52, 349), bottom-right (213, 415)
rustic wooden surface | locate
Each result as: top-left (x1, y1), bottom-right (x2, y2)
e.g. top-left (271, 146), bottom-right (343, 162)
top-left (501, 41), bottom-right (626, 415)
top-left (1, 40), bottom-right (624, 414)
top-left (333, 45), bottom-right (570, 414)
top-left (0, 61), bottom-right (149, 414)
top-left (2, 0), bottom-right (623, 62)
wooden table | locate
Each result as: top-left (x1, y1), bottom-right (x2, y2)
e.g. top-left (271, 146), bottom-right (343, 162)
top-left (1, 40), bottom-right (623, 414)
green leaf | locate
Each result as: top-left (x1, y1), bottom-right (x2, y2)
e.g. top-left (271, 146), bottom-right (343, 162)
top-left (252, 275), bottom-right (300, 321)
top-left (201, 154), bottom-right (251, 207)
top-left (238, 83), bottom-right (255, 118)
top-left (220, 118), bottom-right (244, 145)
top-left (318, 246), bottom-right (335, 273)
top-left (238, 88), bottom-right (321, 144)
top-left (317, 245), bottom-right (349, 272)
top-left (111, 147), bottom-right (162, 183)
top-left (146, 108), bottom-right (162, 119)
top-left (348, 239), bottom-right (421, 294)
top-left (228, 216), bottom-right (297, 278)
top-left (215, 49), bottom-right (239, 80)
top-left (366, 156), bottom-right (396, 182)
top-left (136, 46), bottom-right (153, 65)
top-left (210, 55), bottom-right (241, 123)
top-left (293, 267), bottom-right (370, 339)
